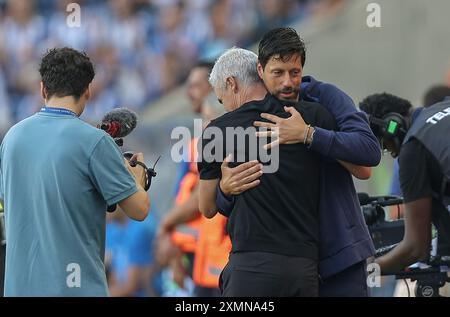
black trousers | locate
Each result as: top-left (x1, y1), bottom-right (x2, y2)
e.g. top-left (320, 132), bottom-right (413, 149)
top-left (220, 251), bottom-right (318, 297)
top-left (319, 260), bottom-right (368, 297)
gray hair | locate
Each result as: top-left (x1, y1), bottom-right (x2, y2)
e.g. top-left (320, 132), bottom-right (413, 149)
top-left (209, 48), bottom-right (261, 90)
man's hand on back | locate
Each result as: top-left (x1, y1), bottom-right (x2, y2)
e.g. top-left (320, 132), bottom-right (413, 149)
top-left (254, 106), bottom-right (312, 149)
top-left (219, 155), bottom-right (263, 196)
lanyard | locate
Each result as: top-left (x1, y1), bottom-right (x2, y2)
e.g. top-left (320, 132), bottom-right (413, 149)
top-left (40, 107), bottom-right (78, 117)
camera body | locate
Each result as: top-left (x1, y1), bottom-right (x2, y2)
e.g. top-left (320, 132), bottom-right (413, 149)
top-left (359, 193), bottom-right (450, 297)
top-left (359, 194), bottom-right (405, 250)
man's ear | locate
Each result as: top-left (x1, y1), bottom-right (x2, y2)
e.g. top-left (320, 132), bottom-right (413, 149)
top-left (84, 84), bottom-right (91, 101)
top-left (40, 82), bottom-right (47, 101)
top-left (257, 63), bottom-right (264, 80)
top-left (226, 77), bottom-right (238, 93)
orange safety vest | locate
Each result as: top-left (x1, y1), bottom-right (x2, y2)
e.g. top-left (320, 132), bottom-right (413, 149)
top-left (193, 214), bottom-right (232, 288)
top-left (171, 138), bottom-right (201, 254)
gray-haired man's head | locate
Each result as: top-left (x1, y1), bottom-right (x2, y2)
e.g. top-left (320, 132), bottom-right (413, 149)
top-left (209, 48), bottom-right (262, 111)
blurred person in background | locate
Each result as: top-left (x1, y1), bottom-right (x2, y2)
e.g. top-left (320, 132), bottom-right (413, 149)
top-left (200, 0), bottom-right (232, 64)
top-left (106, 207), bottom-right (160, 297)
top-left (156, 230), bottom-right (195, 296)
top-left (157, 61), bottom-right (213, 296)
top-left (156, 93), bottom-right (231, 297)
top-left (45, 0), bottom-right (91, 50)
top-left (0, 0), bottom-right (46, 122)
top-left (423, 85), bottom-right (450, 109)
top-left (0, 0), bottom-right (314, 127)
top-left (0, 72), bottom-right (11, 131)
top-left (106, 0), bottom-right (151, 109)
top-left (81, 43), bottom-right (121, 122)
top-left (153, 0), bottom-right (198, 89)
top-left (253, 0), bottom-right (306, 41)
top-left (186, 61), bottom-right (215, 114)
top-left (191, 93), bottom-right (230, 297)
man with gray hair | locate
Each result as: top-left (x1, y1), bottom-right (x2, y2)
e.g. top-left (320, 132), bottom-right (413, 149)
top-left (197, 48), bottom-right (336, 296)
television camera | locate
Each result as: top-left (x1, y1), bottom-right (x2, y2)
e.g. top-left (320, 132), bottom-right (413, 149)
top-left (359, 193), bottom-right (450, 297)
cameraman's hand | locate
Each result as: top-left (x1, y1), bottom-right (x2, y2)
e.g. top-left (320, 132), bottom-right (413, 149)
top-left (125, 152), bottom-right (146, 189)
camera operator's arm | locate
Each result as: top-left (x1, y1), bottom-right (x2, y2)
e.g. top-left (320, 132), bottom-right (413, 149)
top-left (376, 198), bottom-right (432, 272)
top-left (90, 137), bottom-right (150, 221)
top-left (376, 140), bottom-right (434, 272)
top-left (118, 153), bottom-right (150, 221)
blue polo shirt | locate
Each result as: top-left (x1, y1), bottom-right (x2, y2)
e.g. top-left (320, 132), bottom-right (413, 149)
top-left (0, 108), bottom-right (137, 296)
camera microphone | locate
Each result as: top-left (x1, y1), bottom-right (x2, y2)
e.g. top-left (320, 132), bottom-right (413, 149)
top-left (98, 107), bottom-right (137, 139)
top-left (99, 108), bottom-right (139, 213)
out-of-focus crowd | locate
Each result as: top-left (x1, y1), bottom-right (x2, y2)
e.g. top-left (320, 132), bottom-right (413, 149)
top-left (0, 0), bottom-right (319, 128)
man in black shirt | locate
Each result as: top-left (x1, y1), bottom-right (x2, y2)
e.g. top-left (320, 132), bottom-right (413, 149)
top-left (198, 48), bottom-right (336, 296)
top-left (360, 93), bottom-right (450, 272)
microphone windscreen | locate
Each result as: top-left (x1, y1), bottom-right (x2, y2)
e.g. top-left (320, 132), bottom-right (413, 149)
top-left (101, 107), bottom-right (137, 138)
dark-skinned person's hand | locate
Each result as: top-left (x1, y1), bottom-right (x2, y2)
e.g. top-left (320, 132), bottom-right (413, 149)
top-left (254, 106), bottom-right (313, 149)
top-left (219, 154), bottom-right (263, 196)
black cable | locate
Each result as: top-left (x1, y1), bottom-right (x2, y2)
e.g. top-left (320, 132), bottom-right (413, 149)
top-left (404, 279), bottom-right (411, 297)
top-left (129, 155), bottom-right (161, 191)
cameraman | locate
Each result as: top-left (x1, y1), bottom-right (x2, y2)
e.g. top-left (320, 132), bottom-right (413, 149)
top-left (0, 48), bottom-right (150, 296)
top-left (360, 93), bottom-right (450, 272)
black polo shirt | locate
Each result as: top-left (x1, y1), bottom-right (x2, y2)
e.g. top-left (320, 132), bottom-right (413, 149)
top-left (399, 138), bottom-right (450, 255)
top-left (198, 93), bottom-right (336, 260)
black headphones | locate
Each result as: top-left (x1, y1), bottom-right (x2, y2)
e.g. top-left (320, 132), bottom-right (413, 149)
top-left (369, 112), bottom-right (409, 140)
top-left (368, 112), bottom-right (410, 157)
